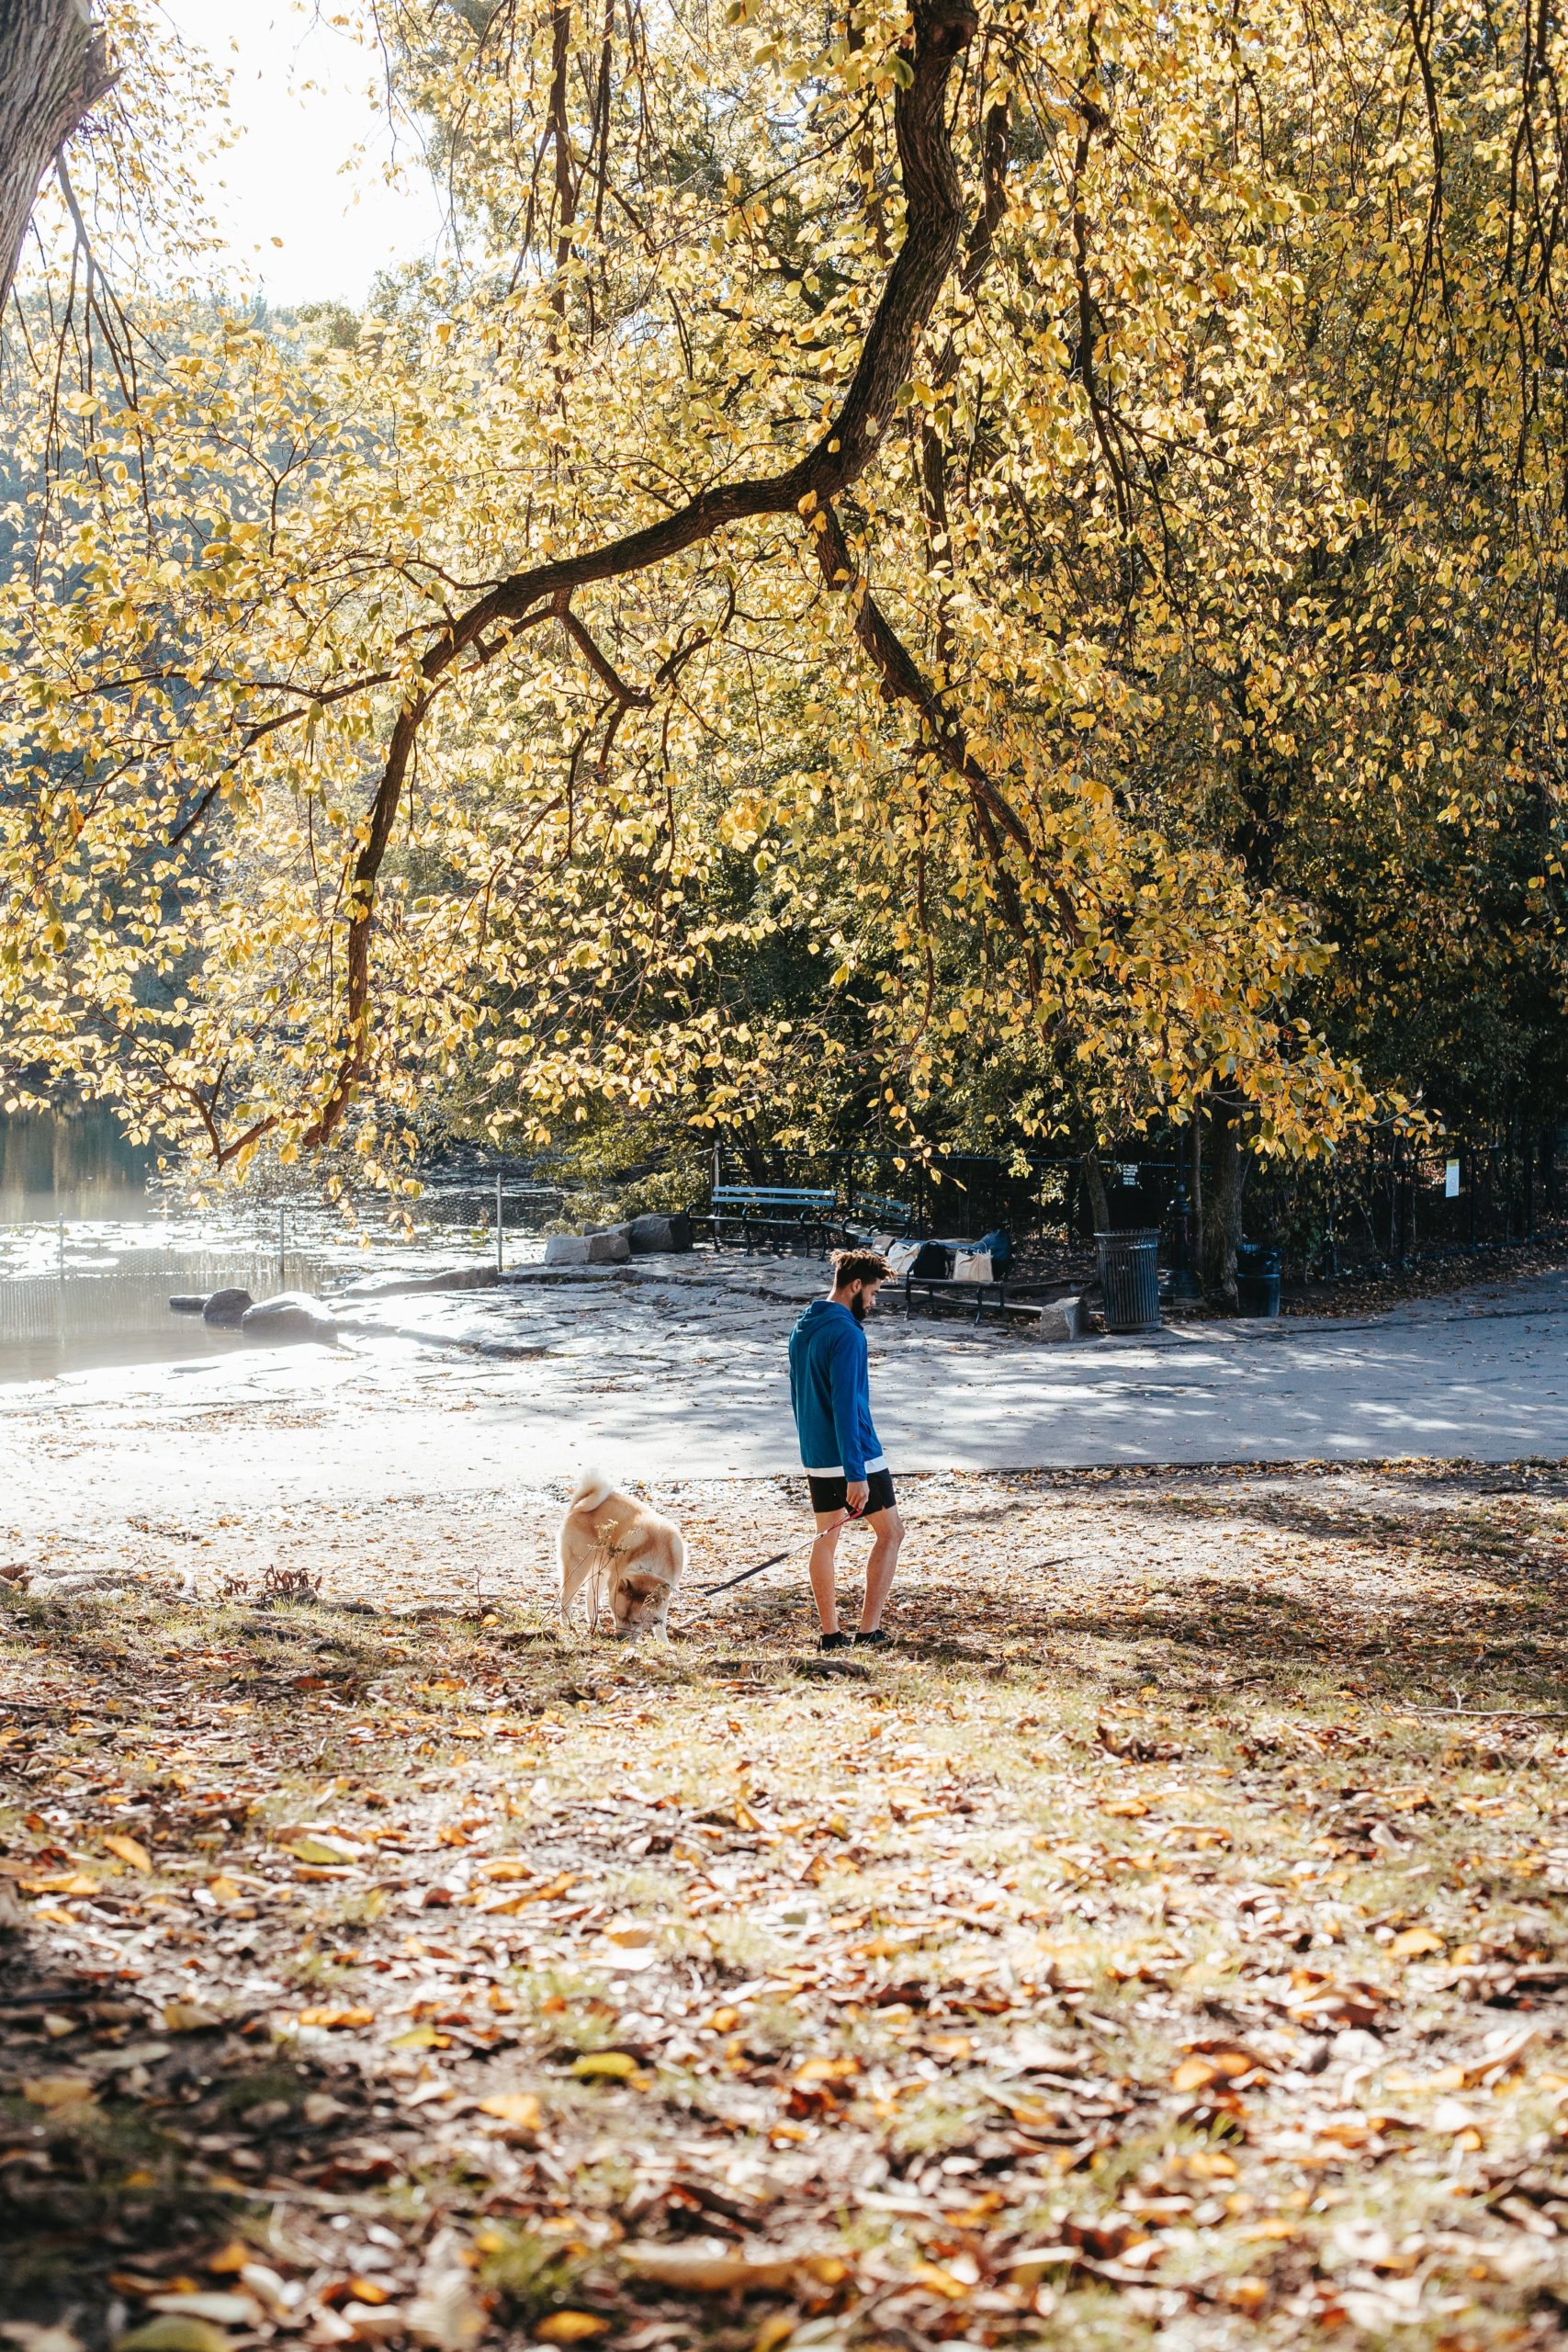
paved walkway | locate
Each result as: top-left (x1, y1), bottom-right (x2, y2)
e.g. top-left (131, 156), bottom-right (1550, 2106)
top-left (3, 1261), bottom-right (1565, 1561)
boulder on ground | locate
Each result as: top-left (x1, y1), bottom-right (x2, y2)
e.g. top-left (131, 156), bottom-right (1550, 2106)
top-left (202, 1287), bottom-right (254, 1327)
top-left (1035, 1295), bottom-right (1084, 1343)
top-left (628, 1212), bottom-right (693, 1254)
top-left (543, 1228), bottom-right (631, 1266)
top-left (239, 1291), bottom-right (339, 1344)
top-left (169, 1295), bottom-right (208, 1315)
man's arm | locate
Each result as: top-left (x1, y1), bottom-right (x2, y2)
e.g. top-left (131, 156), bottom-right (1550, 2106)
top-left (829, 1323), bottom-right (868, 1493)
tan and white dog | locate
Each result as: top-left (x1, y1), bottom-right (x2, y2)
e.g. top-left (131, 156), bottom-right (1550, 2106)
top-left (556, 1472), bottom-right (685, 1640)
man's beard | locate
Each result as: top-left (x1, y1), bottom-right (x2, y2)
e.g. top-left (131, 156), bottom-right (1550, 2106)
top-left (850, 1291), bottom-right (868, 1324)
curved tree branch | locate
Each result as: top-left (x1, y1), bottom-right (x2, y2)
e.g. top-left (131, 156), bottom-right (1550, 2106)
top-left (294, 0), bottom-right (980, 1153)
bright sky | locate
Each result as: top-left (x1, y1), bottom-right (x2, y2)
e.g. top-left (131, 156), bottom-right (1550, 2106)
top-left (158, 0), bottom-right (450, 307)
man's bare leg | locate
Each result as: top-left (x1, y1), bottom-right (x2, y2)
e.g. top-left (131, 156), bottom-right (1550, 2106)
top-left (859, 1506), bottom-right (904, 1633)
top-left (808, 1514), bottom-right (844, 1634)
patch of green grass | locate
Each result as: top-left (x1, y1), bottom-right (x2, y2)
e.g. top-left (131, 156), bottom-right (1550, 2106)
top-left (477, 2222), bottom-right (599, 2321)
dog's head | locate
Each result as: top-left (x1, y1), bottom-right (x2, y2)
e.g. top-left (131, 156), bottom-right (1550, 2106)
top-left (611, 1572), bottom-right (671, 1639)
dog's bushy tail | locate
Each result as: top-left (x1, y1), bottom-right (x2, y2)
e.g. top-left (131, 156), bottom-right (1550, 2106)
top-left (568, 1467), bottom-right (614, 1511)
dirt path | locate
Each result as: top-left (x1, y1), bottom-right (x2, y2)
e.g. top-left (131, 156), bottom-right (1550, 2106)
top-left (2, 1464), bottom-right (1566, 2351)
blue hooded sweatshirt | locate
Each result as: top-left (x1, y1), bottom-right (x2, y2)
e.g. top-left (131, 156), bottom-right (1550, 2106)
top-left (788, 1298), bottom-right (886, 1481)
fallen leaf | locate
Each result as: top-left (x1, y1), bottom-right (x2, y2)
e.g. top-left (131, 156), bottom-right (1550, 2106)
top-left (101, 1832), bottom-right (153, 1872)
top-left (0, 2324), bottom-right (85, 2352)
top-left (21, 2076), bottom-right (96, 2109)
top-left (1390, 1926), bottom-right (1445, 1959)
top-left (162, 2003), bottom-right (223, 2033)
top-left (1171, 2056), bottom-right (1218, 2092)
top-left (477, 2092), bottom-right (541, 2133)
top-left (282, 1833), bottom-right (362, 1867)
top-left (118, 2323), bottom-right (232, 2352)
top-left (299, 2006), bottom-right (376, 2030)
top-left (571, 2050), bottom-right (639, 2081)
top-left (204, 2249), bottom-right (252, 2278)
top-left (908, 2261), bottom-right (972, 2300)
top-left (619, 2244), bottom-right (798, 2293)
top-left (534, 2318), bottom-right (610, 2344)
top-left (793, 2056), bottom-right (859, 2088)
top-left (146, 2300), bottom-right (258, 2327)
top-left (340, 2307), bottom-right (407, 2345)
top-left (237, 2267), bottom-right (296, 2322)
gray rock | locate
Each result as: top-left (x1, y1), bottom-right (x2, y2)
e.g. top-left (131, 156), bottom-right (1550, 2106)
top-left (169, 1294), bottom-right (208, 1315)
top-left (1035, 1295), bottom-right (1084, 1343)
top-left (628, 1212), bottom-right (693, 1254)
top-left (239, 1291), bottom-right (339, 1344)
top-left (543, 1229), bottom-right (631, 1267)
top-left (202, 1287), bottom-right (254, 1327)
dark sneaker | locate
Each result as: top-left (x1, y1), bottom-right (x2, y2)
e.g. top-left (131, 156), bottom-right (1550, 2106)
top-left (818, 1631), bottom-right (852, 1651)
top-left (854, 1627), bottom-right (889, 1646)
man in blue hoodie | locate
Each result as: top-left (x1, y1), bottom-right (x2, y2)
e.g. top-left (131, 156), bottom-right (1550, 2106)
top-left (788, 1249), bottom-right (904, 1651)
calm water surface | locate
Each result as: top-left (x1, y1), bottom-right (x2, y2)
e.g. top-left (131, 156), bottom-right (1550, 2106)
top-left (0, 1111), bottom-right (548, 1382)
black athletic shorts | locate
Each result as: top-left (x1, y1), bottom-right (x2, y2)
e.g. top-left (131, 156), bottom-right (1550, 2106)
top-left (807, 1468), bottom-right (897, 1519)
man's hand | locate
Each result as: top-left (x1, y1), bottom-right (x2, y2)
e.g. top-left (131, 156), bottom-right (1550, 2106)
top-left (845, 1480), bottom-right (870, 1517)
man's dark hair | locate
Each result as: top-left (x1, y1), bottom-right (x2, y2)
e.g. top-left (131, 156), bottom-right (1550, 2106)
top-left (830, 1248), bottom-right (893, 1290)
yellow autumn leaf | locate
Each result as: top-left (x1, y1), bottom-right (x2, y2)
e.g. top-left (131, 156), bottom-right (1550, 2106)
top-left (281, 1832), bottom-right (361, 1866)
top-left (571, 2051), bottom-right (640, 2081)
top-left (477, 2093), bottom-right (542, 2132)
top-left (102, 1831), bottom-right (153, 1871)
top-left (22, 2076), bottom-right (96, 2109)
top-left (1390, 1926), bottom-right (1445, 1959)
top-left (118, 2321), bottom-right (232, 2352)
top-left (1171, 2055), bottom-right (1219, 2092)
top-left (908, 2261), bottom-right (972, 2300)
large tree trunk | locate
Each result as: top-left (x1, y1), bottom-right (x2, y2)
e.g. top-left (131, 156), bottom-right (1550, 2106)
top-left (0, 1), bottom-right (111, 312)
top-left (1201, 1095), bottom-right (1249, 1306)
top-left (1078, 1148), bottom-right (1110, 1236)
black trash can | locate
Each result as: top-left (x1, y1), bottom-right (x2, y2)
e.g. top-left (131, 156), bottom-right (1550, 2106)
top-left (1235, 1242), bottom-right (1281, 1318)
top-left (1095, 1228), bottom-right (1161, 1334)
